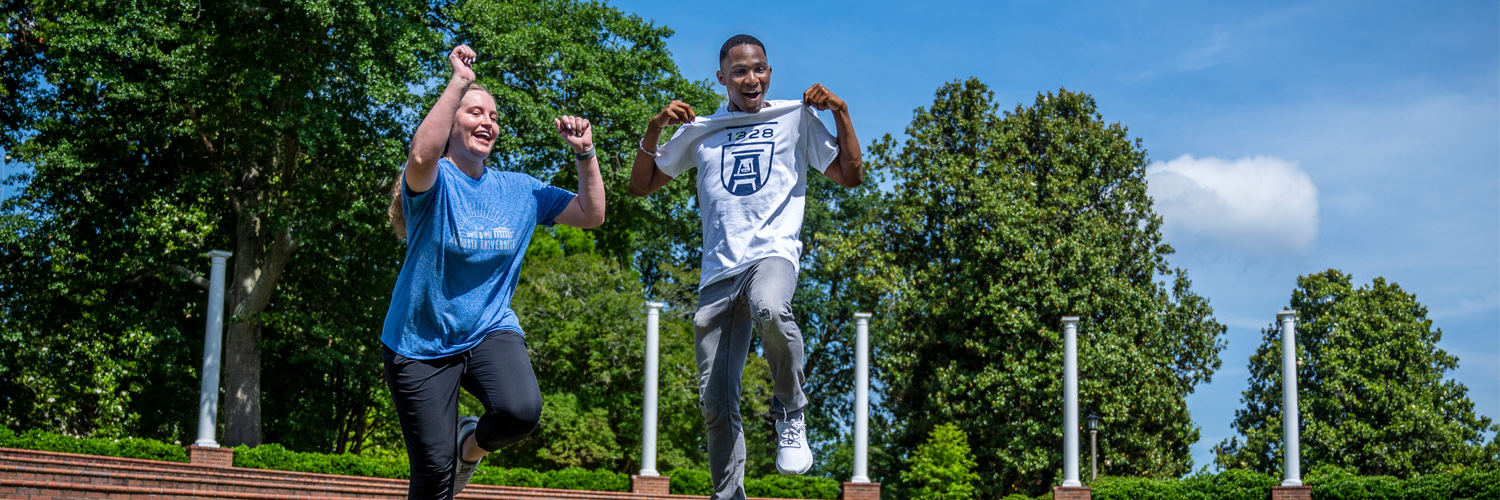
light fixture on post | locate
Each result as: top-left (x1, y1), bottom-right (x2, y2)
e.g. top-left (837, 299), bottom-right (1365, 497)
top-left (1087, 413), bottom-right (1100, 481)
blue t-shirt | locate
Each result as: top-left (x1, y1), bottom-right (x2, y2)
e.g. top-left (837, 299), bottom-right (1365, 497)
top-left (381, 158), bottom-right (576, 360)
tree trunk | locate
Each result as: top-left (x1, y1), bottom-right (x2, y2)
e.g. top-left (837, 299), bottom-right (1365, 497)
top-left (220, 207), bottom-right (300, 447)
top-left (223, 319), bottom-right (263, 446)
top-left (224, 208), bottom-right (267, 447)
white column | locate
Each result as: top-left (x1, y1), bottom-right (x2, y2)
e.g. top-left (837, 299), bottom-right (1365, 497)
top-left (851, 312), bottom-right (873, 483)
top-left (194, 250), bottom-right (232, 448)
top-left (1061, 316), bottom-right (1082, 487)
top-left (1279, 310), bottom-right (1301, 486)
top-left (639, 302), bottom-right (665, 476)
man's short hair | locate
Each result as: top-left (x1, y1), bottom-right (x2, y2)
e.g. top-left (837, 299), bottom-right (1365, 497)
top-left (719, 34), bottom-right (766, 63)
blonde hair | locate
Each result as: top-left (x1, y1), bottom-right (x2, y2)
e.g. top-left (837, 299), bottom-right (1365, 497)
top-left (389, 82), bottom-right (490, 240)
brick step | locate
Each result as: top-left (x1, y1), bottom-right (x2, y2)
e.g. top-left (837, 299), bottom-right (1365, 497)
top-left (0, 447), bottom-right (689, 500)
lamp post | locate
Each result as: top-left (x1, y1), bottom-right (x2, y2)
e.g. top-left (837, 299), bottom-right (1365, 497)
top-left (1087, 413), bottom-right (1100, 481)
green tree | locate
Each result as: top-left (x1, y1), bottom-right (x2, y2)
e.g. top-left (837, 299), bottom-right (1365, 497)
top-left (443, 0), bottom-right (719, 280)
top-left (1214, 269), bottom-right (1498, 477)
top-left (839, 79), bottom-right (1227, 497)
top-left (489, 246), bottom-right (704, 472)
top-left (0, 0), bottom-right (717, 452)
top-left (0, 0), bottom-right (438, 446)
top-left (795, 167), bottom-right (886, 479)
top-left (902, 423), bottom-right (980, 500)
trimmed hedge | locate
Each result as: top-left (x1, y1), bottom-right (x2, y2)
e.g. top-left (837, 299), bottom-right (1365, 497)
top-left (669, 465), bottom-right (846, 495)
top-left (668, 467), bottom-right (714, 495)
top-left (1091, 468), bottom-right (1278, 500)
top-left (746, 474), bottom-right (841, 499)
top-left (0, 427), bottom-right (188, 463)
top-left (1304, 465), bottom-right (1500, 500)
top-left (232, 443), bottom-right (409, 479)
top-left (665, 467), bottom-right (839, 499)
top-left (1088, 466), bottom-right (1500, 500)
top-left (469, 466), bottom-right (630, 492)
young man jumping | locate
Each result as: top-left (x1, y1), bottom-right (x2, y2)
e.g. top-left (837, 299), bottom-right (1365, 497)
top-left (629, 34), bottom-right (862, 500)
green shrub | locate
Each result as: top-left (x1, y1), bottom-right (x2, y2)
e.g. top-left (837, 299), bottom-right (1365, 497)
top-left (232, 444), bottom-right (408, 479)
top-left (1091, 469), bottom-right (1277, 500)
top-left (466, 466), bottom-right (627, 492)
top-left (1446, 467), bottom-right (1500, 500)
top-left (745, 474), bottom-right (840, 499)
top-left (1091, 476), bottom-right (1184, 500)
top-left (1000, 495), bottom-right (1032, 500)
top-left (471, 466), bottom-right (546, 488)
top-left (0, 427), bottom-right (188, 462)
top-left (668, 468), bottom-right (713, 496)
top-left (543, 467), bottom-right (630, 492)
top-left (901, 423), bottom-right (979, 500)
top-left (1304, 464), bottom-right (1500, 500)
top-left (660, 469), bottom-right (837, 499)
top-left (1186, 468), bottom-right (1276, 500)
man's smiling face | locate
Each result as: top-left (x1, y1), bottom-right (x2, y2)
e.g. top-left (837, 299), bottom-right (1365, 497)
top-left (717, 44), bottom-right (772, 113)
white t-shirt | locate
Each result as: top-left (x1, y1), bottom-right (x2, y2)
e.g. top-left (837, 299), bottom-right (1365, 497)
top-left (656, 100), bottom-right (839, 289)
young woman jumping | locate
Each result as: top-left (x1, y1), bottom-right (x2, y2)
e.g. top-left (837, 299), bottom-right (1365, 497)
top-left (382, 44), bottom-right (605, 500)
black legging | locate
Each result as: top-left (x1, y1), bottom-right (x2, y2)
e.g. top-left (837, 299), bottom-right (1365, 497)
top-left (384, 330), bottom-right (542, 500)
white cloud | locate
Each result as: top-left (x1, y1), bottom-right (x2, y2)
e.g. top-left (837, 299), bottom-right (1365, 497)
top-left (1180, 27), bottom-right (1231, 71)
top-left (1147, 154), bottom-right (1319, 253)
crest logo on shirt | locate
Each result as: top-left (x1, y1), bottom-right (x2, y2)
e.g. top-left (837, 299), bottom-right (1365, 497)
top-left (455, 215), bottom-right (516, 251)
top-left (720, 141), bottom-right (775, 196)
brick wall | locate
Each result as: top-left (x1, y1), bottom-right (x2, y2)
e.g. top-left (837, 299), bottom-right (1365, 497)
top-left (1271, 485), bottom-right (1312, 500)
top-left (1052, 486), bottom-right (1091, 500)
top-left (631, 475), bottom-right (670, 495)
top-left (1, 447), bottom-right (869, 500)
top-left (839, 481), bottom-right (879, 500)
top-left (187, 445), bottom-right (234, 468)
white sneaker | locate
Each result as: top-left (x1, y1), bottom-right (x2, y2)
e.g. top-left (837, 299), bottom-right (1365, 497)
top-left (774, 410), bottom-right (813, 475)
top-left (454, 416), bottom-right (481, 495)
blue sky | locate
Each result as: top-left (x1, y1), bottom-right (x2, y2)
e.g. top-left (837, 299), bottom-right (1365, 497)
top-left (613, 0), bottom-right (1500, 470)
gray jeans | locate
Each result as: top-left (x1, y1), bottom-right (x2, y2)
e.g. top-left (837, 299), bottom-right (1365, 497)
top-left (694, 257), bottom-right (807, 500)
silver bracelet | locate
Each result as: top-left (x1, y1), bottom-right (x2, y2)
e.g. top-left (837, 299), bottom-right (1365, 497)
top-left (638, 138), bottom-right (659, 157)
top-left (575, 147), bottom-right (597, 161)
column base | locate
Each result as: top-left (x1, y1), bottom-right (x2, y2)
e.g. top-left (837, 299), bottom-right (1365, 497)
top-left (1053, 485), bottom-right (1091, 500)
top-left (186, 445), bottom-right (234, 468)
top-left (1271, 485), bottom-right (1312, 500)
top-left (632, 474), bottom-right (671, 495)
top-left (841, 481), bottom-right (881, 500)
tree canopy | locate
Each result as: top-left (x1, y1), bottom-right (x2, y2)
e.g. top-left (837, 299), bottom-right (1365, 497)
top-left (1214, 269), bottom-right (1498, 477)
top-left (843, 79), bottom-right (1227, 497)
top-left (0, 0), bottom-right (715, 449)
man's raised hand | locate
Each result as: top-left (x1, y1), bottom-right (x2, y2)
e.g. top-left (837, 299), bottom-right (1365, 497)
top-left (803, 84), bottom-right (846, 113)
top-left (449, 45), bottom-right (477, 83)
top-left (650, 100), bottom-right (697, 128)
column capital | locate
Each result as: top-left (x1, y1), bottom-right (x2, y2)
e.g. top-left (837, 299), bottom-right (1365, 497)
top-left (1277, 310), bottom-right (1297, 318)
top-left (645, 301), bottom-right (664, 310)
top-left (207, 250), bottom-right (233, 259)
top-left (853, 311), bottom-right (873, 319)
top-left (1061, 316), bottom-right (1080, 323)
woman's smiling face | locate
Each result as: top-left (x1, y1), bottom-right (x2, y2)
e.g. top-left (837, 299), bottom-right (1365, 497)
top-left (448, 89), bottom-right (499, 160)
